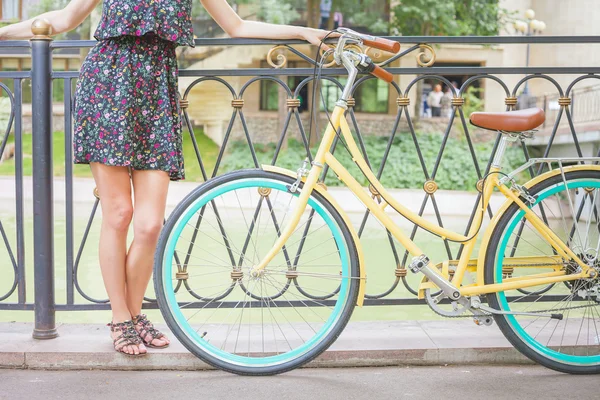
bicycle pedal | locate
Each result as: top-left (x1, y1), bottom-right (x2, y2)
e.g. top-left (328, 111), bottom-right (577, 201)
top-left (473, 316), bottom-right (493, 326)
top-left (409, 254), bottom-right (430, 274)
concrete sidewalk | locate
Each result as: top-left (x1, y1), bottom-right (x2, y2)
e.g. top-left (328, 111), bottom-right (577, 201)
top-left (0, 320), bottom-right (532, 371)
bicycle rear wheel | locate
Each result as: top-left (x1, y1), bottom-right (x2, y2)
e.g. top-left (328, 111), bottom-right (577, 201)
top-left (485, 169), bottom-right (600, 374)
top-left (154, 169), bottom-right (360, 375)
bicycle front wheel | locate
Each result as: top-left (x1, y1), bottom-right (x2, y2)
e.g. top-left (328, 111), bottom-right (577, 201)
top-left (485, 169), bottom-right (600, 374)
top-left (154, 169), bottom-right (360, 375)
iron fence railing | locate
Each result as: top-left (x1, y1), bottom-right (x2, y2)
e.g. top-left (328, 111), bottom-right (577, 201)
top-left (1, 23), bottom-right (600, 338)
top-left (536, 84), bottom-right (600, 129)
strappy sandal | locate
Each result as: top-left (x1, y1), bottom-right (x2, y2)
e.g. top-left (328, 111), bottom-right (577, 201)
top-left (132, 314), bottom-right (170, 349)
top-left (107, 320), bottom-right (147, 357)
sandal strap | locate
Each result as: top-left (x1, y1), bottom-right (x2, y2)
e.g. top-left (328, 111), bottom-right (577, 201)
top-left (108, 320), bottom-right (142, 349)
top-left (133, 314), bottom-right (165, 343)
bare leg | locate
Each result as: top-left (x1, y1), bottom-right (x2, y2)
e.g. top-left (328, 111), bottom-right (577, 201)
top-left (90, 163), bottom-right (144, 355)
top-left (126, 169), bottom-right (171, 347)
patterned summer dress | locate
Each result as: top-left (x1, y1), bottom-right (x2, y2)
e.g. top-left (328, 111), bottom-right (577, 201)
top-left (73, 0), bottom-right (195, 181)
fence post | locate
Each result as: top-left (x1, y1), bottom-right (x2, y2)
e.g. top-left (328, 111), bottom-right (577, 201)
top-left (30, 19), bottom-right (58, 340)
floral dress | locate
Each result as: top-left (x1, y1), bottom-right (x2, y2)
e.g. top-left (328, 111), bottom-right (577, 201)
top-left (73, 0), bottom-right (194, 181)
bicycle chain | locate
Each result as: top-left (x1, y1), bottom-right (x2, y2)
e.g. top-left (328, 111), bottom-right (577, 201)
top-left (426, 297), bottom-right (599, 318)
top-left (426, 262), bottom-right (592, 318)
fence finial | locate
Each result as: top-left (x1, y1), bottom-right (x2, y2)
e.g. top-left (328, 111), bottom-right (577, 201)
top-left (31, 18), bottom-right (52, 40)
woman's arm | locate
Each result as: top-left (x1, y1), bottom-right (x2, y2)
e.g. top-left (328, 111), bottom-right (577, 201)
top-left (0, 0), bottom-right (101, 40)
top-left (200, 0), bottom-right (331, 46)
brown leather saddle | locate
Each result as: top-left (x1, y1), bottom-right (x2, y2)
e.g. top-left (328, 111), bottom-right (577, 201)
top-left (469, 108), bottom-right (545, 134)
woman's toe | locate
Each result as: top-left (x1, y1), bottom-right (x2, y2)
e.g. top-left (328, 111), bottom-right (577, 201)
top-left (139, 343), bottom-right (147, 354)
top-left (133, 346), bottom-right (140, 355)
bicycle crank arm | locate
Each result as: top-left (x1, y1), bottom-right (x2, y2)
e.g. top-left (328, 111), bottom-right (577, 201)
top-left (471, 298), bottom-right (563, 320)
top-left (410, 255), bottom-right (461, 300)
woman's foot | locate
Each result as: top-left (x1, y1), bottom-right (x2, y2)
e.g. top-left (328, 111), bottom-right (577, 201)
top-left (108, 319), bottom-right (148, 356)
top-left (132, 314), bottom-right (170, 348)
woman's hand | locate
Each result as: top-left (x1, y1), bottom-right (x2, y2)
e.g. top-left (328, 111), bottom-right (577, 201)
top-left (298, 27), bottom-right (337, 47)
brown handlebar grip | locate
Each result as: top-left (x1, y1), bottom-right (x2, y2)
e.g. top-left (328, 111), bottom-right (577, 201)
top-left (371, 65), bottom-right (394, 83)
top-left (363, 37), bottom-right (400, 53)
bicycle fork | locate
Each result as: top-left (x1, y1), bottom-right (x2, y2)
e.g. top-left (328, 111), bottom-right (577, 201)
top-left (250, 108), bottom-right (345, 276)
top-left (249, 161), bottom-right (322, 277)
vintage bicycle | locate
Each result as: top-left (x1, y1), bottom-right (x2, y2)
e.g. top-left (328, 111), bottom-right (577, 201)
top-left (153, 29), bottom-right (600, 375)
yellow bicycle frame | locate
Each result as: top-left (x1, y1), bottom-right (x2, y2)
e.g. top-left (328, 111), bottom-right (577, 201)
top-left (255, 105), bottom-right (596, 304)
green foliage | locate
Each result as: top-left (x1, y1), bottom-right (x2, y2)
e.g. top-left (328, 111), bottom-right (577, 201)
top-left (257, 0), bottom-right (300, 24)
top-left (192, 0), bottom-right (299, 24)
top-left (391, 0), bottom-right (511, 36)
top-left (392, 0), bottom-right (457, 36)
top-left (462, 86), bottom-right (484, 117)
top-left (219, 132), bottom-right (524, 191)
top-left (0, 20), bottom-right (17, 29)
top-left (454, 0), bottom-right (509, 36)
top-left (332, 0), bottom-right (390, 33)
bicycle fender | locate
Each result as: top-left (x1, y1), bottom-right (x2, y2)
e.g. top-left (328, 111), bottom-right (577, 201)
top-left (475, 164), bottom-right (600, 286)
top-left (261, 165), bottom-right (367, 307)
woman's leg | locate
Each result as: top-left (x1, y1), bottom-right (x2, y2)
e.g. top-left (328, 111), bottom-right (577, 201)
top-left (90, 163), bottom-right (143, 355)
top-left (126, 169), bottom-right (171, 346)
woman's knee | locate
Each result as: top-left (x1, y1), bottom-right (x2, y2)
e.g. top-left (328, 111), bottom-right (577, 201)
top-left (133, 218), bottom-right (163, 243)
top-left (103, 201), bottom-right (134, 232)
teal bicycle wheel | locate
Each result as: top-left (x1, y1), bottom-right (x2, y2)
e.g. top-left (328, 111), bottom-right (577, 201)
top-left (486, 169), bottom-right (600, 374)
top-left (154, 169), bottom-right (359, 375)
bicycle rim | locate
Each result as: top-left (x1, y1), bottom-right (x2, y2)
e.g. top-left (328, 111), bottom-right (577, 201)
top-left (155, 171), bottom-right (358, 373)
top-left (487, 171), bottom-right (600, 371)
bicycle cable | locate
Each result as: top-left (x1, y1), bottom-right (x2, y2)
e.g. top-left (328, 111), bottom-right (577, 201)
top-left (307, 29), bottom-right (353, 158)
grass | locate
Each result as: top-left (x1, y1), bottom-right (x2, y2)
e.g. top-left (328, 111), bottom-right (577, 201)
top-left (0, 127), bottom-right (220, 182)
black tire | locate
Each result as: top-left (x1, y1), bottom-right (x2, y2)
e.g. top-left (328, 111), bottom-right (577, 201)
top-left (154, 169), bottom-right (360, 375)
top-left (485, 169), bottom-right (600, 374)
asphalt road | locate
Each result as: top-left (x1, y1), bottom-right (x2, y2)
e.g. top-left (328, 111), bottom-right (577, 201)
top-left (1, 365), bottom-right (599, 400)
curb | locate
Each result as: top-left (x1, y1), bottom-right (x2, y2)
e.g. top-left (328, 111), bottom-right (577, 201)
top-left (0, 321), bottom-right (534, 371)
top-left (0, 347), bottom-right (532, 371)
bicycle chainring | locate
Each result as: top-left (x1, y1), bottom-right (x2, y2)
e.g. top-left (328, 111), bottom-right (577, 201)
top-left (424, 289), bottom-right (470, 317)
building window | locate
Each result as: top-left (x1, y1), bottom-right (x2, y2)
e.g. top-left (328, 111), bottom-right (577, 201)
top-left (354, 78), bottom-right (389, 113)
top-left (259, 61), bottom-right (308, 113)
top-left (321, 77), bottom-right (389, 114)
top-left (1, 0), bottom-right (21, 21)
top-left (260, 78), bottom-right (281, 111)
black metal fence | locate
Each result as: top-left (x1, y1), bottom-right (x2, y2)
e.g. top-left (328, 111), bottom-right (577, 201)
top-left (1, 23), bottom-right (599, 338)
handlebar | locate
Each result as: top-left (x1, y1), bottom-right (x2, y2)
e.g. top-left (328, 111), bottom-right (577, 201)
top-left (332, 28), bottom-right (399, 84)
top-left (370, 64), bottom-right (394, 83)
top-left (362, 37), bottom-right (401, 54)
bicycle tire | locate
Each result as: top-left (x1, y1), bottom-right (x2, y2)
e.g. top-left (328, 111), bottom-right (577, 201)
top-left (154, 169), bottom-right (360, 375)
top-left (485, 169), bottom-right (600, 374)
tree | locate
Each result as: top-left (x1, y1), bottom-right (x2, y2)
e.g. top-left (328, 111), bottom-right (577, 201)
top-left (391, 0), bottom-right (511, 36)
top-left (329, 0), bottom-right (390, 33)
top-left (193, 1), bottom-right (299, 25)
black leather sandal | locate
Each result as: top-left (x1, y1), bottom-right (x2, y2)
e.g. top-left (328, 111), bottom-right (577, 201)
top-left (132, 314), bottom-right (170, 349)
top-left (107, 320), bottom-right (147, 356)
